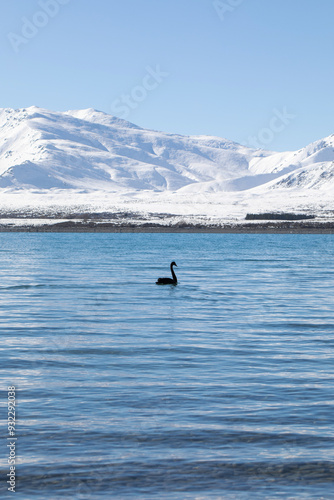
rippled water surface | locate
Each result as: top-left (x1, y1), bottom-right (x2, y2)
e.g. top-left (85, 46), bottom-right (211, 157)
top-left (0, 233), bottom-right (334, 499)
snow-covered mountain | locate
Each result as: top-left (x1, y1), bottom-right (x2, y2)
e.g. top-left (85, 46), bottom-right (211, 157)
top-left (1, 106), bottom-right (333, 195)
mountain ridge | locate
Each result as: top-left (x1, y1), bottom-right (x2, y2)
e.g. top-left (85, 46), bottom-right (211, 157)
top-left (0, 106), bottom-right (333, 195)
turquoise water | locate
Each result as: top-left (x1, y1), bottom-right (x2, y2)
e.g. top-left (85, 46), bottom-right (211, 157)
top-left (0, 233), bottom-right (334, 499)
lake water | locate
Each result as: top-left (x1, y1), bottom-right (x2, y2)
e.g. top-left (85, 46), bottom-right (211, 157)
top-left (0, 233), bottom-right (334, 499)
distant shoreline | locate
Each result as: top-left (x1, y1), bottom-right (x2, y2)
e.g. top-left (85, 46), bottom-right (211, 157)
top-left (0, 221), bottom-right (334, 234)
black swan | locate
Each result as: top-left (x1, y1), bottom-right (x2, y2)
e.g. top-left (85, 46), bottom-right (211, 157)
top-left (156, 262), bottom-right (178, 285)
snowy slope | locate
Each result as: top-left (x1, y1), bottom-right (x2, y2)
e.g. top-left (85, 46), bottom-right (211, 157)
top-left (0, 106), bottom-right (333, 222)
top-left (0, 106), bottom-right (260, 191)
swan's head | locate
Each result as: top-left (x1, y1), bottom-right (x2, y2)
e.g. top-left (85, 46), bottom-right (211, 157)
top-left (171, 261), bottom-right (177, 267)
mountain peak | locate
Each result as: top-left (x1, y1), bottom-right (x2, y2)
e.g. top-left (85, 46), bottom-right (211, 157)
top-left (65, 108), bottom-right (141, 129)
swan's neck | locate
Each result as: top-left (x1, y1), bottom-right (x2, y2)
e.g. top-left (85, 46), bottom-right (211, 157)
top-left (171, 264), bottom-right (177, 283)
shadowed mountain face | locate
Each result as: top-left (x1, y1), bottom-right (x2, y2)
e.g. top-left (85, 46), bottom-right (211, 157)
top-left (0, 106), bottom-right (333, 193)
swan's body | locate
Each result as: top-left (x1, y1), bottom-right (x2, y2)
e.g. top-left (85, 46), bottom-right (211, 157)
top-left (156, 262), bottom-right (178, 285)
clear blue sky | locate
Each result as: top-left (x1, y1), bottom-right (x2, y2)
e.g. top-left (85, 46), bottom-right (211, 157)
top-left (1, 0), bottom-right (333, 151)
